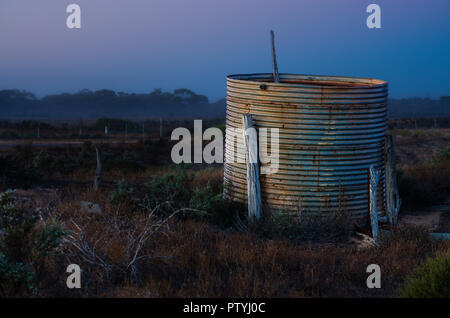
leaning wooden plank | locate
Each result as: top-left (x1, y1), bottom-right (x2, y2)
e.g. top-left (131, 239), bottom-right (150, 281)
top-left (385, 134), bottom-right (401, 225)
top-left (369, 165), bottom-right (381, 243)
top-left (242, 114), bottom-right (262, 220)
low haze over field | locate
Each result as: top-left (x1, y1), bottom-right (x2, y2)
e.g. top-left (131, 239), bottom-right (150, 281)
top-left (1, 0), bottom-right (450, 100)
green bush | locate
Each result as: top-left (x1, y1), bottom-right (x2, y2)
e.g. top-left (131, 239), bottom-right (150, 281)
top-left (141, 169), bottom-right (240, 227)
top-left (109, 178), bottom-right (135, 205)
top-left (32, 149), bottom-right (79, 175)
top-left (0, 190), bottom-right (67, 296)
top-left (189, 184), bottom-right (221, 212)
top-left (431, 146), bottom-right (450, 168)
top-left (143, 169), bottom-right (192, 210)
top-left (32, 150), bottom-right (56, 175)
top-left (399, 252), bottom-right (450, 298)
top-left (0, 253), bottom-right (35, 295)
top-left (34, 222), bottom-right (67, 257)
top-left (189, 184), bottom-right (242, 228)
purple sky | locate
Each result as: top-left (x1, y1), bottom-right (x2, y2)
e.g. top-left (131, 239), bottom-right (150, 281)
top-left (1, 0), bottom-right (449, 99)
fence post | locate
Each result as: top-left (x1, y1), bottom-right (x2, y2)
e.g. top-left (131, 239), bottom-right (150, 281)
top-left (369, 165), bottom-right (381, 243)
top-left (242, 114), bottom-right (262, 220)
top-left (93, 144), bottom-right (102, 191)
top-left (384, 135), bottom-right (401, 225)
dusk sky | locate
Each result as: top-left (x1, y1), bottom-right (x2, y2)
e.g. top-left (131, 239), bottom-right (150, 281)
top-left (1, 0), bottom-right (449, 100)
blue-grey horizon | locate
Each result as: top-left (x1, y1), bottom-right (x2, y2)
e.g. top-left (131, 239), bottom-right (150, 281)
top-left (1, 0), bottom-right (449, 100)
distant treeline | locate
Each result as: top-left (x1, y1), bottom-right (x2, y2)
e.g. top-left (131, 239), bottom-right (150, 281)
top-left (0, 89), bottom-right (449, 119)
top-left (0, 88), bottom-right (226, 119)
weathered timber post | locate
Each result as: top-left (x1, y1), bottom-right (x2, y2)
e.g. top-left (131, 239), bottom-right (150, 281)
top-left (384, 135), bottom-right (401, 225)
top-left (93, 144), bottom-right (102, 191)
top-left (242, 114), bottom-right (262, 220)
top-left (160, 117), bottom-right (163, 138)
top-left (270, 30), bottom-right (280, 83)
top-left (37, 123), bottom-right (40, 139)
top-left (369, 165), bottom-right (381, 243)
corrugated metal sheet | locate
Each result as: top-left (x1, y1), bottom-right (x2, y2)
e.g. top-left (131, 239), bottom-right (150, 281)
top-left (223, 73), bottom-right (388, 220)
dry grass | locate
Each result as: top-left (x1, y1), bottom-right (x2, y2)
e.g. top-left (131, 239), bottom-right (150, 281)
top-left (9, 186), bottom-right (445, 298)
top-left (191, 167), bottom-right (223, 190)
top-left (1, 124), bottom-right (449, 298)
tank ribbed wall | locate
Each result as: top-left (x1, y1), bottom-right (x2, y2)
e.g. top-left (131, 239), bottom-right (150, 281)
top-left (223, 73), bottom-right (388, 220)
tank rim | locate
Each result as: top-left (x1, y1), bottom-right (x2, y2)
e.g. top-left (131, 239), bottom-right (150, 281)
top-left (227, 73), bottom-right (387, 88)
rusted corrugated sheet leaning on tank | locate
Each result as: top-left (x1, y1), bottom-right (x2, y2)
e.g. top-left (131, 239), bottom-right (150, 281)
top-left (223, 73), bottom-right (388, 221)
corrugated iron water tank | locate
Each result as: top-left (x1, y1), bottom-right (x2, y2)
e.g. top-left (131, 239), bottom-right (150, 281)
top-left (223, 73), bottom-right (388, 221)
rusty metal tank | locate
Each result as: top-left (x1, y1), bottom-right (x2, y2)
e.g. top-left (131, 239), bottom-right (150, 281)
top-left (223, 73), bottom-right (388, 221)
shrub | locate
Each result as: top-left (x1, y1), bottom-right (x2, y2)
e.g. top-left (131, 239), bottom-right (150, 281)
top-left (109, 178), bottom-right (135, 205)
top-left (141, 168), bottom-right (240, 227)
top-left (0, 190), bottom-right (67, 296)
top-left (431, 146), bottom-right (450, 168)
top-left (189, 184), bottom-right (243, 228)
top-left (399, 252), bottom-right (450, 298)
top-left (255, 209), bottom-right (354, 244)
top-left (34, 222), bottom-right (67, 257)
top-left (143, 168), bottom-right (192, 210)
top-left (189, 184), bottom-right (221, 212)
top-left (398, 161), bottom-right (450, 211)
top-left (32, 150), bottom-right (56, 175)
top-left (0, 253), bottom-right (35, 295)
top-left (32, 149), bottom-right (79, 176)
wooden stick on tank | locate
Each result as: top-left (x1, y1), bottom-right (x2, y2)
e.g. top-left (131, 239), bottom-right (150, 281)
top-left (270, 30), bottom-right (280, 83)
